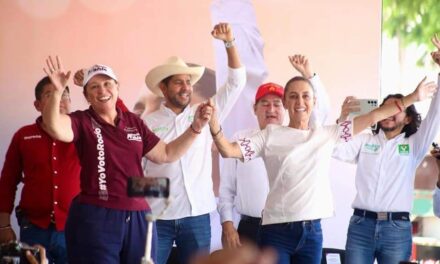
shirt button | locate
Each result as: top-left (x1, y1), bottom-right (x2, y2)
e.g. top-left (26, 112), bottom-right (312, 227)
top-left (54, 185), bottom-right (58, 189)
top-left (53, 157), bottom-right (57, 160)
top-left (53, 142), bottom-right (56, 146)
top-left (54, 171), bottom-right (58, 175)
top-left (54, 201), bottom-right (58, 205)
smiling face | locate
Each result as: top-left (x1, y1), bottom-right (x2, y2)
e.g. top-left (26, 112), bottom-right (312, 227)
top-left (159, 74), bottom-right (193, 113)
top-left (84, 74), bottom-right (119, 113)
top-left (283, 79), bottom-right (316, 128)
top-left (378, 97), bottom-right (411, 133)
top-left (254, 94), bottom-right (285, 129)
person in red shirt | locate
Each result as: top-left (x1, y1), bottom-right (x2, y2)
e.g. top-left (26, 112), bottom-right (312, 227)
top-left (0, 76), bottom-right (81, 263)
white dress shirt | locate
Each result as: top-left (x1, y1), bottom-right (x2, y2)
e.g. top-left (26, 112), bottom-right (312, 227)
top-left (333, 75), bottom-right (440, 213)
top-left (434, 185), bottom-right (440, 217)
top-left (143, 67), bottom-right (246, 220)
top-left (237, 120), bottom-right (354, 225)
top-left (218, 75), bottom-right (330, 223)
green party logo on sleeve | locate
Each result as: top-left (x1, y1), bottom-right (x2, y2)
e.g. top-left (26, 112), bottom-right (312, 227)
top-left (152, 127), bottom-right (169, 134)
top-left (398, 144), bottom-right (410, 155)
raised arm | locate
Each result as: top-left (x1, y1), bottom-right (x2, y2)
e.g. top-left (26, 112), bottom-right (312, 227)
top-left (145, 101), bottom-right (213, 164)
top-left (211, 23), bottom-right (247, 122)
top-left (409, 43), bottom-right (440, 161)
top-left (352, 77), bottom-right (437, 136)
top-left (212, 22), bottom-right (241, 69)
top-left (336, 96), bottom-right (361, 123)
top-left (289, 54), bottom-right (330, 125)
top-left (42, 56), bottom-right (74, 142)
top-left (208, 99), bottom-right (243, 159)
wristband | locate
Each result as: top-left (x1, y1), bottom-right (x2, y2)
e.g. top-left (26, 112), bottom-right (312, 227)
top-left (394, 100), bottom-right (403, 112)
top-left (211, 126), bottom-right (222, 137)
top-left (190, 124), bottom-right (201, 134)
top-left (224, 38), bottom-right (235, 48)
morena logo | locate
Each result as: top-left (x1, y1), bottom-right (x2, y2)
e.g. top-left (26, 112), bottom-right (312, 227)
top-left (88, 65), bottom-right (108, 75)
top-left (238, 138), bottom-right (255, 161)
top-left (339, 120), bottom-right (353, 142)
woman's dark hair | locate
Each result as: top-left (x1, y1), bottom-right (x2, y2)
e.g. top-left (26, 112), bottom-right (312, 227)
top-left (283, 76), bottom-right (313, 99)
top-left (373, 93), bottom-right (421, 138)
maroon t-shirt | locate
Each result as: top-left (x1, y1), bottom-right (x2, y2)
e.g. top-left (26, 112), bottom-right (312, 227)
top-left (70, 107), bottom-right (160, 210)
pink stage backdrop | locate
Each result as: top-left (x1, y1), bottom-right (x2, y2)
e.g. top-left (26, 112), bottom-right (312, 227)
top-left (0, 0), bottom-right (381, 250)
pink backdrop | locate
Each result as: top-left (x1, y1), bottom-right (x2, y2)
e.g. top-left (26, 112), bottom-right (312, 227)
top-left (0, 0), bottom-right (381, 249)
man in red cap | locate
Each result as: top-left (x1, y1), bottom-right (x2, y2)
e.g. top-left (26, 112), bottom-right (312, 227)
top-left (218, 54), bottom-right (330, 248)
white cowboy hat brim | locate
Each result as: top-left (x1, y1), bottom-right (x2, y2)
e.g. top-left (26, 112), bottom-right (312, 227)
top-left (145, 63), bottom-right (205, 97)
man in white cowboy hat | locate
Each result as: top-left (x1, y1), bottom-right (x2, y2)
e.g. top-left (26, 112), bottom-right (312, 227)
top-left (142, 22), bottom-right (246, 264)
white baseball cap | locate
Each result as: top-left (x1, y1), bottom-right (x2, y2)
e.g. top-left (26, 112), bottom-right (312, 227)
top-left (83, 64), bottom-right (118, 87)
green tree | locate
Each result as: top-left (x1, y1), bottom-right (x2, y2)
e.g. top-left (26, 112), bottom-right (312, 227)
top-left (382, 0), bottom-right (440, 65)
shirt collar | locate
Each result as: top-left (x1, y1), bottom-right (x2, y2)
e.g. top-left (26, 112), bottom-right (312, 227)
top-left (378, 129), bottom-right (405, 141)
top-left (35, 116), bottom-right (53, 138)
top-left (159, 101), bottom-right (191, 117)
top-left (88, 106), bottom-right (125, 127)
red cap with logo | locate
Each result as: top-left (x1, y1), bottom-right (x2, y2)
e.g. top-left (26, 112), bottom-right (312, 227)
top-left (255, 82), bottom-right (284, 102)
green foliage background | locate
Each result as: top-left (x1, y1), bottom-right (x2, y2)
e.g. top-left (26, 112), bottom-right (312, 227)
top-left (382, 0), bottom-right (440, 65)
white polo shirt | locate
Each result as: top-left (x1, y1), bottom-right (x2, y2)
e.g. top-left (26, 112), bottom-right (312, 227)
top-left (143, 67), bottom-right (246, 219)
top-left (237, 120), bottom-right (354, 225)
top-left (218, 75), bottom-right (330, 223)
top-left (333, 77), bottom-right (440, 213)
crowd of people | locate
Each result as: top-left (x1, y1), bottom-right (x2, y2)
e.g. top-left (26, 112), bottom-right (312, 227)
top-left (1, 23), bottom-right (440, 264)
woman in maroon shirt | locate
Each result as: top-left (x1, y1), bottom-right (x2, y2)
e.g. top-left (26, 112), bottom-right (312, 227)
top-left (42, 56), bottom-right (213, 264)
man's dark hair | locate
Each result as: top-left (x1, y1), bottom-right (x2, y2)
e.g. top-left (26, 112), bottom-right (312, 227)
top-left (35, 76), bottom-right (70, 100)
top-left (161, 75), bottom-right (174, 87)
top-left (283, 76), bottom-right (313, 99)
top-left (373, 93), bottom-right (421, 138)
top-left (35, 76), bottom-right (52, 100)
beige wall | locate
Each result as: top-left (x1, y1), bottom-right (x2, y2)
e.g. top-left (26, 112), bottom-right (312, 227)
top-left (0, 0), bottom-right (381, 249)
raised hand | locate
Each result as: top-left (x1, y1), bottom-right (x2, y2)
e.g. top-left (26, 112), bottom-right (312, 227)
top-left (338, 96), bottom-right (360, 123)
top-left (432, 34), bottom-right (440, 50)
top-left (211, 23), bottom-right (234, 42)
top-left (43, 56), bottom-right (71, 92)
top-left (431, 50), bottom-right (440, 67)
top-left (411, 76), bottom-right (437, 102)
top-left (206, 98), bottom-right (220, 130)
top-left (288, 54), bottom-right (313, 79)
top-left (73, 68), bottom-right (86, 86)
top-left (192, 99), bottom-right (214, 132)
